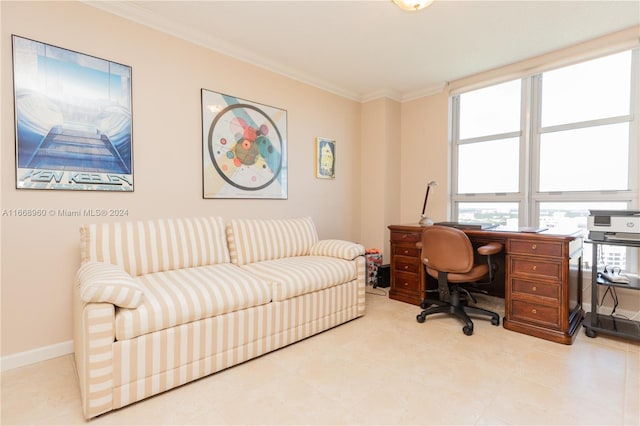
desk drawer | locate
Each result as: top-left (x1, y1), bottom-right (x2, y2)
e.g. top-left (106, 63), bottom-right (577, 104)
top-left (395, 258), bottom-right (420, 274)
top-left (393, 271), bottom-right (420, 292)
top-left (510, 258), bottom-right (562, 281)
top-left (509, 239), bottom-right (563, 257)
top-left (393, 245), bottom-right (420, 258)
top-left (390, 231), bottom-right (421, 244)
top-left (511, 278), bottom-right (559, 300)
top-left (510, 300), bottom-right (560, 329)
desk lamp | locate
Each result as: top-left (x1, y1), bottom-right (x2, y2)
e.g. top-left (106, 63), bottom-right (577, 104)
top-left (419, 180), bottom-right (438, 226)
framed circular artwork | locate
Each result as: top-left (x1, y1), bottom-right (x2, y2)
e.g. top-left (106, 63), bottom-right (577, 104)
top-left (202, 90), bottom-right (287, 199)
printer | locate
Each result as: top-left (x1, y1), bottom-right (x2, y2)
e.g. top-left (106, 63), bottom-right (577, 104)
top-left (587, 210), bottom-right (640, 243)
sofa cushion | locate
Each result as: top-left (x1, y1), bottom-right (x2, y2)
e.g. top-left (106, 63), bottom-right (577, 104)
top-left (115, 263), bottom-right (271, 340)
top-left (226, 217), bottom-right (319, 266)
top-left (77, 261), bottom-right (144, 308)
top-left (241, 256), bottom-right (357, 301)
top-left (81, 217), bottom-right (230, 277)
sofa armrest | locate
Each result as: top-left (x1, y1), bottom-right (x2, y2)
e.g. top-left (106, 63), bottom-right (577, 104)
top-left (73, 277), bottom-right (116, 419)
top-left (77, 261), bottom-right (144, 309)
top-left (309, 239), bottom-right (365, 260)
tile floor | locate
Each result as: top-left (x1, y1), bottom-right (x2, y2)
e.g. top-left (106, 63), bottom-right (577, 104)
top-left (2, 289), bottom-right (639, 425)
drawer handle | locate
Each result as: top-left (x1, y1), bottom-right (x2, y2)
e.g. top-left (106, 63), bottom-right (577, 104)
top-left (532, 286), bottom-right (537, 292)
top-left (531, 309), bottom-right (537, 314)
top-left (532, 265), bottom-right (537, 271)
top-left (402, 234), bottom-right (408, 239)
top-left (403, 282), bottom-right (409, 286)
top-left (404, 265), bottom-right (409, 269)
top-left (531, 244), bottom-right (537, 250)
top-left (403, 250), bottom-right (409, 254)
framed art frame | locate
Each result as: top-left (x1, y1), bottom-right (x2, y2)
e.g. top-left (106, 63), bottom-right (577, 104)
top-left (202, 89), bottom-right (287, 199)
top-left (12, 35), bottom-right (133, 191)
top-left (315, 137), bottom-right (335, 179)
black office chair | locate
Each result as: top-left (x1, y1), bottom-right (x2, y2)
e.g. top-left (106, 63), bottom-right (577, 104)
top-left (416, 225), bottom-right (502, 336)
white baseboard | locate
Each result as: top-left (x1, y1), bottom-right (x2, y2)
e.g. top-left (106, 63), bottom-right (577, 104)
top-left (1, 340), bottom-right (74, 372)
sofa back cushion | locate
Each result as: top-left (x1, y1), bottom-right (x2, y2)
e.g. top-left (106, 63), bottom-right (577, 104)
top-left (80, 217), bottom-right (230, 276)
top-left (226, 217), bottom-right (319, 266)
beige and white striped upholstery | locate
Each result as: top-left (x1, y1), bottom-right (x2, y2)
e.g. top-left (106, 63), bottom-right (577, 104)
top-left (77, 261), bottom-right (144, 308)
top-left (115, 263), bottom-right (272, 340)
top-left (81, 217), bottom-right (230, 276)
top-left (354, 255), bottom-right (367, 317)
top-left (111, 280), bottom-right (361, 409)
top-left (73, 280), bottom-right (116, 419)
top-left (242, 256), bottom-right (357, 301)
top-left (310, 239), bottom-right (365, 260)
top-left (226, 217), bottom-right (319, 266)
top-left (73, 216), bottom-right (367, 419)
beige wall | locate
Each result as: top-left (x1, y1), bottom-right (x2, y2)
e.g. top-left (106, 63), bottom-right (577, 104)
top-left (360, 98), bottom-right (401, 261)
top-left (399, 92), bottom-right (450, 224)
top-left (1, 1), bottom-right (366, 357)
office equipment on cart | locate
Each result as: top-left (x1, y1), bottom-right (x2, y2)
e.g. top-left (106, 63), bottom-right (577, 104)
top-left (599, 265), bottom-right (630, 284)
top-left (587, 210), bottom-right (640, 243)
top-left (583, 238), bottom-right (640, 342)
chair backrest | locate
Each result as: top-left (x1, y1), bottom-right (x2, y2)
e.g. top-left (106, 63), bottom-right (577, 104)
top-left (421, 225), bottom-right (474, 273)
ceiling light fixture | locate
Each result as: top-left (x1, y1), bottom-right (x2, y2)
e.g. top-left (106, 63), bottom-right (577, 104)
top-left (392, 0), bottom-right (434, 12)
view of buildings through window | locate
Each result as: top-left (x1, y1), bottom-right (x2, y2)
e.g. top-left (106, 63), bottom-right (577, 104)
top-left (452, 49), bottom-right (638, 269)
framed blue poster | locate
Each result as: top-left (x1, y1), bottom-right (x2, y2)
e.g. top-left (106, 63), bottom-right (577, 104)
top-left (202, 89), bottom-right (287, 199)
top-left (12, 35), bottom-right (133, 191)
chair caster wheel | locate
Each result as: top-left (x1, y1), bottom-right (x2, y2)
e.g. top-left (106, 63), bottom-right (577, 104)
top-left (585, 328), bottom-right (596, 338)
top-left (416, 314), bottom-right (426, 323)
top-left (463, 325), bottom-right (473, 336)
top-left (420, 301), bottom-right (428, 309)
top-left (491, 317), bottom-right (500, 326)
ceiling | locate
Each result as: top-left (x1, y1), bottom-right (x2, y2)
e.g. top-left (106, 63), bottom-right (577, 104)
top-left (86, 0), bottom-right (640, 101)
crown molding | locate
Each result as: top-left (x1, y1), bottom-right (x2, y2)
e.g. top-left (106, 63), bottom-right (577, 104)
top-left (82, 1), bottom-right (445, 103)
top-left (361, 89), bottom-right (403, 103)
top-left (400, 83), bottom-right (448, 102)
top-left (82, 1), bottom-right (364, 102)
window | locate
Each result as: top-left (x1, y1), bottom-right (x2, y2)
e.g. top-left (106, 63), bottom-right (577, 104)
top-left (538, 124), bottom-right (629, 192)
top-left (458, 138), bottom-right (520, 194)
top-left (451, 49), bottom-right (638, 232)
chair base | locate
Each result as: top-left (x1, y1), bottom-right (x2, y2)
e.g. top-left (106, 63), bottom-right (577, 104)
top-left (416, 298), bottom-right (500, 336)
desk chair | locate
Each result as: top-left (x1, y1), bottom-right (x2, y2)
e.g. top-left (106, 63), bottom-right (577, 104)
top-left (416, 225), bottom-right (502, 336)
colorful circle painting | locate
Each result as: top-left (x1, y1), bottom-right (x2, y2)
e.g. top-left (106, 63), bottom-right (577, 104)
top-left (207, 103), bottom-right (284, 193)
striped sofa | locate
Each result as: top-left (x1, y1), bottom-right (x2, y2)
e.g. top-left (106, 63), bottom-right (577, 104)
top-left (73, 216), bottom-right (366, 419)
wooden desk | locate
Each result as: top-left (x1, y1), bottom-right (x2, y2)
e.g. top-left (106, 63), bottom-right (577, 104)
top-left (388, 224), bottom-right (584, 344)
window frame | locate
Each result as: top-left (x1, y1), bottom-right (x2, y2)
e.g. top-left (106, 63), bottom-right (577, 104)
top-left (450, 48), bottom-right (639, 227)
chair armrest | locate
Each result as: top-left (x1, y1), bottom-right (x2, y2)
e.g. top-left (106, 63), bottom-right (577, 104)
top-left (477, 242), bottom-right (503, 256)
top-left (309, 239), bottom-right (365, 260)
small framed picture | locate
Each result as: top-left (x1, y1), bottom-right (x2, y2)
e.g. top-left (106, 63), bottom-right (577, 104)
top-left (315, 137), bottom-right (335, 179)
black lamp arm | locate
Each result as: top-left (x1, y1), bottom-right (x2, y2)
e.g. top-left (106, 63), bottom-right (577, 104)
top-left (421, 186), bottom-right (431, 216)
